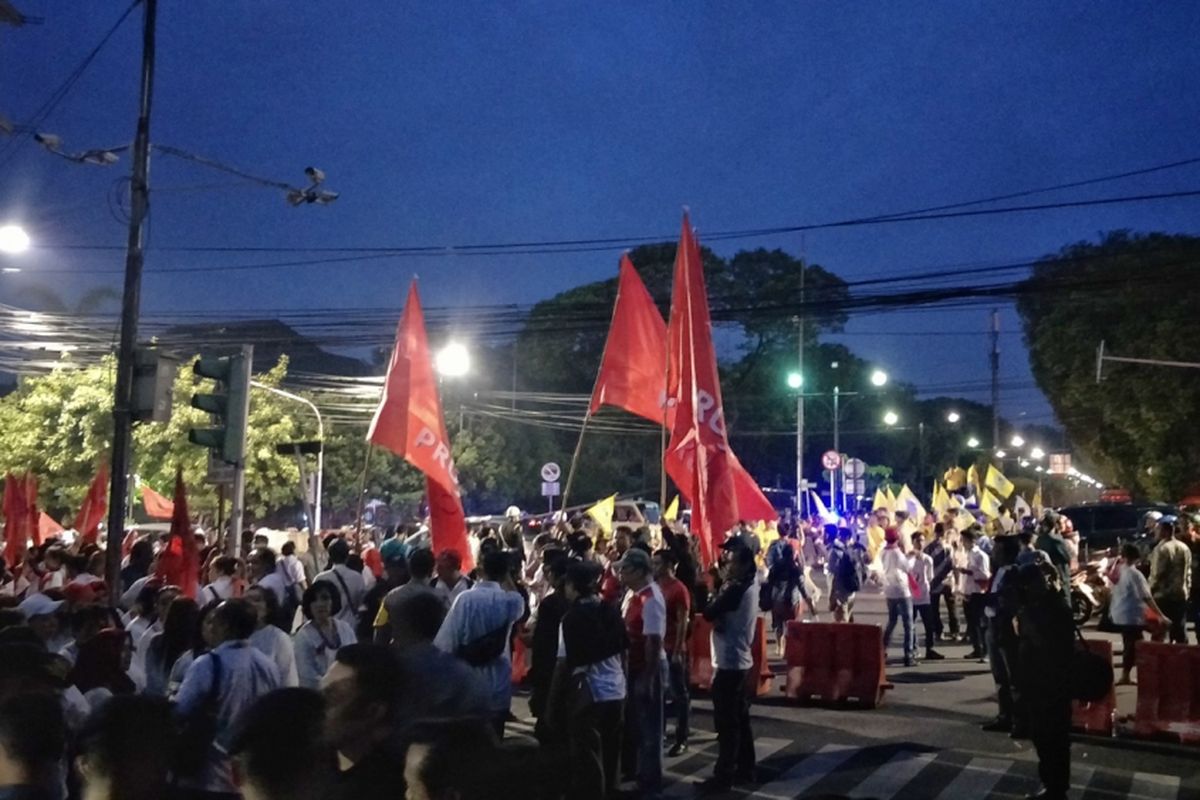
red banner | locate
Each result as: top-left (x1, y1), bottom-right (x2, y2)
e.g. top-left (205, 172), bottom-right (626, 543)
top-left (24, 474), bottom-right (40, 549)
top-left (664, 215), bottom-right (741, 568)
top-left (154, 469), bottom-right (198, 599)
top-left (590, 254), bottom-right (668, 423)
top-left (3, 473), bottom-right (26, 568)
top-left (74, 463), bottom-right (108, 546)
top-left (367, 281), bottom-right (471, 570)
top-left (142, 483), bottom-right (175, 520)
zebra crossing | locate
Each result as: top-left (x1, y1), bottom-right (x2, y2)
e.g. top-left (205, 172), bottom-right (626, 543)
top-left (506, 719), bottom-right (1199, 799)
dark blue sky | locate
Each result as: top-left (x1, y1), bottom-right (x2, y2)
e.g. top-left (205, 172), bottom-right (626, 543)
top-left (3, 2), bottom-right (1199, 428)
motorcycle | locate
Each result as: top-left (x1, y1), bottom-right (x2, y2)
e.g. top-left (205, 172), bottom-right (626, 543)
top-left (1069, 554), bottom-right (1113, 626)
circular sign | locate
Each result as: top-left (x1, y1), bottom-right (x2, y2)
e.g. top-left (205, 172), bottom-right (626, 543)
top-left (844, 458), bottom-right (866, 479)
top-left (540, 462), bottom-right (561, 482)
top-left (821, 450), bottom-right (841, 470)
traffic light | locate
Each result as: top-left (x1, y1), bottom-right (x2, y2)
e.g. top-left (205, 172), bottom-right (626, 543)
top-left (187, 348), bottom-right (252, 464)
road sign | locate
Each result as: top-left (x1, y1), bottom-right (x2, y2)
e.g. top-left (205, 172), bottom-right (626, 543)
top-left (843, 478), bottom-right (866, 495)
top-left (205, 452), bottom-right (235, 486)
top-left (541, 481), bottom-right (560, 497)
top-left (540, 462), bottom-right (561, 482)
top-left (1049, 453), bottom-right (1071, 475)
top-left (843, 457), bottom-right (866, 479)
top-left (821, 450), bottom-right (841, 470)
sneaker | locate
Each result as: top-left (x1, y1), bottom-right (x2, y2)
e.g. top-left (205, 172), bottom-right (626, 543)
top-left (668, 742), bottom-right (689, 757)
top-left (904, 658), bottom-right (917, 667)
top-left (925, 650), bottom-right (945, 660)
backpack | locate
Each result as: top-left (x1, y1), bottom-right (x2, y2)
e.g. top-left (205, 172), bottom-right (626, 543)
top-left (836, 548), bottom-right (861, 593)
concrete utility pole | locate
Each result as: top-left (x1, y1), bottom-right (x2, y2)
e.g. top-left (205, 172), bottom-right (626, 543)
top-left (105, 0), bottom-right (157, 599)
top-left (794, 265), bottom-right (806, 511)
top-left (990, 309), bottom-right (1000, 450)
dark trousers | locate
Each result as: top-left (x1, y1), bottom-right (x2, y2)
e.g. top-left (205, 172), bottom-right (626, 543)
top-left (1157, 597), bottom-right (1188, 644)
top-left (915, 602), bottom-right (937, 653)
top-left (964, 594), bottom-right (987, 654)
top-left (568, 699), bottom-right (623, 800)
top-left (623, 667), bottom-right (664, 792)
top-left (1028, 691), bottom-right (1072, 795)
top-left (664, 656), bottom-right (690, 746)
top-left (986, 618), bottom-right (1018, 724)
top-left (934, 590), bottom-right (960, 637)
top-left (711, 669), bottom-right (755, 782)
top-left (1119, 625), bottom-right (1144, 673)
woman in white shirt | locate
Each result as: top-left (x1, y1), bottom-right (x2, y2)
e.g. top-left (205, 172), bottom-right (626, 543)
top-left (1109, 543), bottom-right (1169, 685)
top-left (293, 581), bottom-right (357, 689)
top-left (244, 585), bottom-right (300, 687)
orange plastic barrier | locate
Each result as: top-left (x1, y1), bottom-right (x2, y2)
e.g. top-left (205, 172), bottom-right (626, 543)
top-left (1072, 639), bottom-right (1114, 736)
top-left (782, 621), bottom-right (890, 709)
top-left (1132, 642), bottom-right (1200, 744)
top-left (687, 616), bottom-right (772, 697)
top-left (511, 626), bottom-right (529, 685)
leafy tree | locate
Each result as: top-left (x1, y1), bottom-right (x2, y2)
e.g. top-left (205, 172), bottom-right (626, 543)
top-left (1016, 231), bottom-right (1200, 499)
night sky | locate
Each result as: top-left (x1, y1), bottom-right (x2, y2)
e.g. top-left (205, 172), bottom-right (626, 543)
top-left (3, 2), bottom-right (1199, 426)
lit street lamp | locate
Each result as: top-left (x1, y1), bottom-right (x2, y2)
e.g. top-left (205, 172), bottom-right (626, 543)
top-left (882, 410), bottom-right (899, 426)
top-left (967, 436), bottom-right (980, 448)
top-left (1010, 434), bottom-right (1025, 448)
top-left (870, 369), bottom-right (889, 387)
top-left (946, 411), bottom-right (960, 423)
top-left (435, 342), bottom-right (470, 377)
top-left (995, 449), bottom-right (1007, 458)
top-left (0, 224), bottom-right (30, 254)
top-left (786, 372), bottom-right (803, 390)
top-left (1030, 447), bottom-right (1045, 460)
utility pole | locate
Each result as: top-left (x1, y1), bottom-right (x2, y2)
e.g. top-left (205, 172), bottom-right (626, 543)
top-left (990, 309), bottom-right (1000, 450)
top-left (104, 0), bottom-right (157, 600)
top-left (794, 264), bottom-right (806, 514)
top-left (832, 385), bottom-right (841, 511)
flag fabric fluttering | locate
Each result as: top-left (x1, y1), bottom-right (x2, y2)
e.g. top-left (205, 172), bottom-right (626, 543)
top-left (586, 494), bottom-right (617, 534)
top-left (985, 464), bottom-right (1015, 498)
top-left (967, 464), bottom-right (982, 498)
top-left (367, 281), bottom-right (472, 570)
top-left (980, 487), bottom-right (1004, 519)
top-left (1013, 493), bottom-right (1033, 520)
top-left (154, 469), bottom-right (199, 599)
top-left (3, 473), bottom-right (27, 569)
top-left (808, 491), bottom-right (838, 524)
top-left (1032, 486), bottom-right (1043, 514)
top-left (663, 215), bottom-right (742, 568)
top-left (871, 486), bottom-right (892, 516)
top-left (74, 463), bottom-right (109, 546)
top-left (38, 512), bottom-right (63, 541)
top-left (943, 466), bottom-right (967, 492)
top-left (662, 495), bottom-right (680, 522)
top-left (590, 254), bottom-right (670, 423)
top-left (141, 482), bottom-right (175, 520)
top-left (931, 482), bottom-right (951, 516)
top-left (23, 474), bottom-right (40, 549)
top-left (896, 485), bottom-right (927, 521)
top-left (884, 485), bottom-right (898, 514)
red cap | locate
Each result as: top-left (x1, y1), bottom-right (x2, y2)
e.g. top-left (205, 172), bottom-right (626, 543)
top-left (884, 527), bottom-right (900, 544)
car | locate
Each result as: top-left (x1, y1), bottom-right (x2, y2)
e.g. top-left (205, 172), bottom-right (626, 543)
top-left (1057, 501), bottom-right (1177, 555)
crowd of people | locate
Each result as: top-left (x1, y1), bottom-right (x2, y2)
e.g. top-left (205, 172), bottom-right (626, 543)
top-left (0, 497), bottom-right (1195, 800)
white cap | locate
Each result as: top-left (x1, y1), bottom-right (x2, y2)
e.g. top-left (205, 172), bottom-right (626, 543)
top-left (18, 593), bottom-right (64, 619)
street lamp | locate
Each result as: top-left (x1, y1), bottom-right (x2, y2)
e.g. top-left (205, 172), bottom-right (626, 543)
top-left (786, 372), bottom-right (803, 390)
top-left (435, 342), bottom-right (470, 377)
top-left (870, 369), bottom-right (889, 387)
top-left (946, 411), bottom-right (960, 424)
top-left (1010, 434), bottom-right (1025, 448)
top-left (0, 224), bottom-right (30, 254)
top-left (967, 436), bottom-right (980, 448)
top-left (1030, 447), bottom-right (1045, 460)
top-left (882, 410), bottom-right (899, 426)
top-left (995, 449), bottom-right (1007, 458)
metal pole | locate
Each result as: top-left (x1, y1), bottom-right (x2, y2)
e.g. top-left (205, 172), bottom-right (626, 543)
top-left (918, 421), bottom-right (926, 489)
top-left (227, 345), bottom-right (252, 556)
top-left (104, 0), bottom-right (157, 600)
top-left (990, 309), bottom-right (1000, 449)
top-left (832, 385), bottom-right (840, 511)
top-left (251, 381), bottom-right (324, 534)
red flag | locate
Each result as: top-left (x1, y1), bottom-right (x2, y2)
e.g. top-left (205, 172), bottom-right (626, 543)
top-left (664, 215), bottom-right (740, 568)
top-left (74, 463), bottom-right (109, 545)
top-left (155, 469), bottom-right (198, 599)
top-left (730, 454), bottom-right (777, 523)
top-left (367, 281), bottom-right (471, 570)
top-left (23, 474), bottom-right (40, 549)
top-left (589, 254), bottom-right (669, 423)
top-left (38, 512), bottom-right (64, 541)
top-left (3, 473), bottom-right (26, 569)
top-left (142, 483), bottom-right (174, 520)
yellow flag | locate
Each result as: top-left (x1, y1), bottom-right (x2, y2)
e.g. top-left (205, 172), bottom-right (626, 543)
top-left (980, 487), bottom-right (1004, 519)
top-left (1032, 486), bottom-right (1043, 514)
top-left (885, 486), bottom-right (898, 512)
top-left (871, 487), bottom-right (891, 515)
top-left (967, 464), bottom-right (981, 496)
top-left (896, 485), bottom-right (927, 521)
top-left (943, 467), bottom-right (967, 492)
top-left (932, 482), bottom-right (950, 515)
top-left (662, 495), bottom-right (679, 522)
top-left (586, 494), bottom-right (617, 533)
top-left (985, 465), bottom-right (1015, 498)
top-left (953, 507), bottom-right (974, 531)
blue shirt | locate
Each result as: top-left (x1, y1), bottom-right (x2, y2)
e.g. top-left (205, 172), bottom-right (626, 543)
top-left (175, 639), bottom-right (281, 793)
top-left (433, 581), bottom-right (525, 712)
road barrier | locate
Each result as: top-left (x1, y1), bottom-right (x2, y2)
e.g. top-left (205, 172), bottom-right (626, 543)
top-left (511, 624), bottom-right (529, 685)
top-left (782, 621), bottom-right (890, 709)
top-left (688, 615), bottom-right (773, 697)
top-left (1131, 642), bottom-right (1200, 744)
top-left (1072, 639), bottom-right (1115, 736)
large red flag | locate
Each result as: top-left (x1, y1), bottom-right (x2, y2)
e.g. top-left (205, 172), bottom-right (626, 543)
top-left (664, 215), bottom-right (741, 568)
top-left (38, 512), bottom-right (64, 541)
top-left (23, 474), bottom-right (40, 549)
top-left (367, 281), bottom-right (471, 570)
top-left (141, 483), bottom-right (174, 520)
top-left (154, 469), bottom-right (198, 599)
top-left (590, 254), bottom-right (668, 423)
top-left (3, 473), bottom-right (26, 569)
top-left (74, 463), bottom-right (109, 546)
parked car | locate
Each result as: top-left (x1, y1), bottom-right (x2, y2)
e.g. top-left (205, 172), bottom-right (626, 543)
top-left (1057, 501), bottom-right (1177, 554)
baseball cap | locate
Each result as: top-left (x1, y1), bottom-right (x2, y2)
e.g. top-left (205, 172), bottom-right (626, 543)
top-left (614, 548), bottom-right (652, 573)
top-left (17, 593), bottom-right (64, 619)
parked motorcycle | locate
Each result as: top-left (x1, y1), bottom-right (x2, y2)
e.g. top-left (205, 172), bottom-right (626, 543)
top-left (1069, 554), bottom-right (1113, 626)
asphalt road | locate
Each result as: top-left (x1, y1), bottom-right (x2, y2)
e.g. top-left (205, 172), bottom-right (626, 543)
top-left (510, 584), bottom-right (1200, 799)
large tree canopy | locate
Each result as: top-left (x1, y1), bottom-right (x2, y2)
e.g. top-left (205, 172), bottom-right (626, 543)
top-left (1016, 231), bottom-right (1200, 499)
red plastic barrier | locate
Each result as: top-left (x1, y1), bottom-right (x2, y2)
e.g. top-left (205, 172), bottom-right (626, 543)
top-left (687, 615), bottom-right (771, 696)
top-left (1072, 639), bottom-right (1114, 736)
top-left (1132, 642), bottom-right (1200, 744)
top-left (750, 618), bottom-right (773, 697)
top-left (782, 621), bottom-right (889, 709)
top-left (511, 626), bottom-right (529, 685)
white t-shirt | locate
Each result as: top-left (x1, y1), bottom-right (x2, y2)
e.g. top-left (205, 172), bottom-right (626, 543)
top-left (1110, 563), bottom-right (1152, 627)
top-left (880, 546), bottom-right (912, 599)
top-left (557, 625), bottom-right (626, 703)
top-left (910, 552), bottom-right (934, 605)
top-left (962, 546), bottom-right (991, 595)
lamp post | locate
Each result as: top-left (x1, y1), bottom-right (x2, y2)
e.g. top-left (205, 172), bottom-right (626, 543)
top-left (251, 382), bottom-right (323, 535)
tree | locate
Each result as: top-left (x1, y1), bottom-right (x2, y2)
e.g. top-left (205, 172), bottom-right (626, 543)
top-left (1016, 231), bottom-right (1200, 499)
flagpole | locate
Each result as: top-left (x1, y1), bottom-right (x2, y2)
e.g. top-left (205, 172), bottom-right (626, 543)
top-left (353, 443), bottom-right (373, 551)
top-left (560, 411), bottom-right (591, 515)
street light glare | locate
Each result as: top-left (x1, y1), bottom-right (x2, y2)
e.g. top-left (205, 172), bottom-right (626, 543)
top-left (870, 369), bottom-right (888, 387)
top-left (786, 372), bottom-right (803, 389)
top-left (435, 342), bottom-right (470, 377)
top-left (0, 224), bottom-right (30, 254)
top-left (995, 449), bottom-right (1007, 458)
top-left (946, 411), bottom-right (960, 423)
top-left (1010, 434), bottom-right (1025, 448)
top-left (967, 437), bottom-right (980, 448)
top-left (1030, 447), bottom-right (1045, 460)
top-left (882, 410), bottom-right (899, 426)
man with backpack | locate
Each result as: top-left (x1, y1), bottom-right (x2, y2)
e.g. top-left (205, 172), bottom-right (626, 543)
top-left (828, 528), bottom-right (865, 623)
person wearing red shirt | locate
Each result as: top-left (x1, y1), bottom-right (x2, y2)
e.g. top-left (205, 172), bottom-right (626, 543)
top-left (618, 547), bottom-right (665, 795)
top-left (600, 527), bottom-right (633, 605)
top-left (653, 548), bottom-right (691, 757)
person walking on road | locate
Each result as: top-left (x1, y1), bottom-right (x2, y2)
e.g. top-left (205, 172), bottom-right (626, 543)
top-left (958, 528), bottom-right (991, 660)
top-left (910, 533), bottom-right (943, 661)
top-left (1148, 518), bottom-right (1191, 644)
top-left (828, 528), bottom-right (866, 623)
top-left (880, 528), bottom-right (916, 666)
top-left (1110, 542), bottom-right (1169, 685)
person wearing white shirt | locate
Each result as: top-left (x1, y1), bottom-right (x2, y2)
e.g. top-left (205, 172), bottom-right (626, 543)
top-left (314, 539), bottom-right (366, 626)
top-left (616, 547), bottom-right (667, 795)
top-left (957, 528), bottom-right (992, 659)
top-left (1111, 542), bottom-right (1169, 685)
top-left (249, 548), bottom-right (289, 609)
top-left (244, 585), bottom-right (299, 687)
top-left (879, 529), bottom-right (916, 666)
top-left (200, 556), bottom-right (239, 605)
top-left (910, 533), bottom-right (943, 661)
top-left (293, 581), bottom-right (358, 689)
top-left (432, 549), bottom-right (473, 606)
